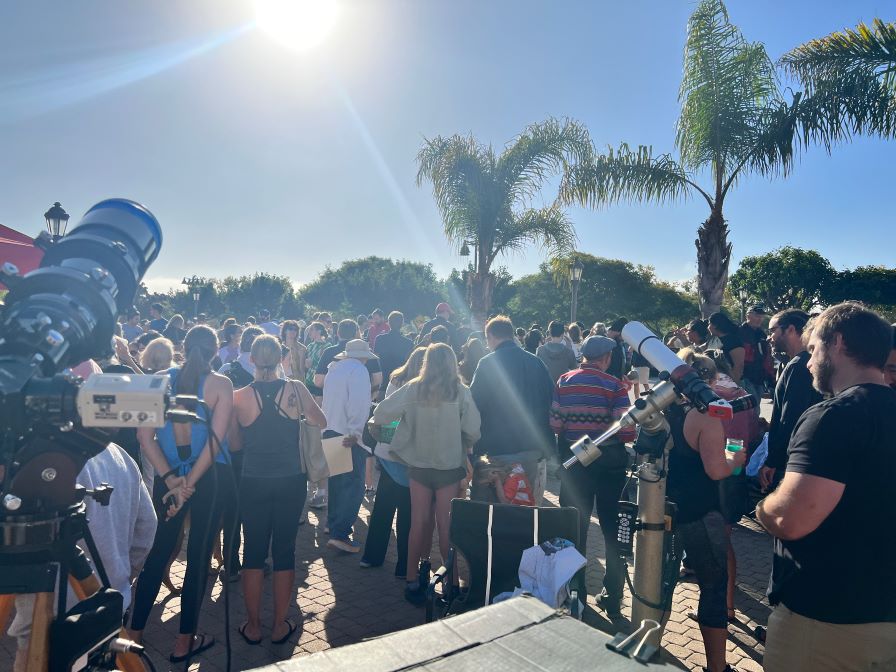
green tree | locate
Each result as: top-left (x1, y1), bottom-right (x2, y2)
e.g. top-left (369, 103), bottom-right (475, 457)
top-left (728, 247), bottom-right (835, 312)
top-left (417, 118), bottom-right (591, 325)
top-left (217, 273), bottom-right (296, 320)
top-left (296, 257), bottom-right (445, 319)
top-left (782, 19), bottom-right (896, 146)
top-left (826, 266), bottom-right (896, 318)
top-left (506, 253), bottom-right (697, 335)
top-left (561, 0), bottom-right (800, 316)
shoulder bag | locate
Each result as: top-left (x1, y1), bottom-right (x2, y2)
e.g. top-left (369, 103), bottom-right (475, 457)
top-left (294, 381), bottom-right (328, 481)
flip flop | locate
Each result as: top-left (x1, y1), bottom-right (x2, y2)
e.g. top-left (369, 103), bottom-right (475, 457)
top-left (238, 623), bottom-right (262, 646)
top-left (169, 634), bottom-right (215, 663)
top-left (271, 619), bottom-right (298, 645)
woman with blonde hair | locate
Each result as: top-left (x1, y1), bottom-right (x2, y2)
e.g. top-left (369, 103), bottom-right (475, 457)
top-left (231, 335), bottom-right (326, 645)
top-left (372, 343), bottom-right (480, 604)
top-left (360, 346), bottom-right (427, 579)
top-left (140, 337), bottom-right (175, 374)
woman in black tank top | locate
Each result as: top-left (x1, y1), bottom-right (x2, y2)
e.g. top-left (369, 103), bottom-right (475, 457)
top-left (231, 335), bottom-right (326, 645)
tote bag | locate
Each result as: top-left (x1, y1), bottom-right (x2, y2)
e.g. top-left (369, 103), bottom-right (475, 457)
top-left (294, 382), bottom-right (328, 481)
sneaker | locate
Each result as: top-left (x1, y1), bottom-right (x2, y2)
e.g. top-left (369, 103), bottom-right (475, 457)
top-left (327, 538), bottom-right (360, 553)
top-left (359, 559), bottom-right (376, 568)
top-left (309, 491), bottom-right (328, 508)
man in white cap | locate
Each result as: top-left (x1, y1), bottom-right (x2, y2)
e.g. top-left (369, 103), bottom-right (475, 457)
top-left (322, 339), bottom-right (378, 553)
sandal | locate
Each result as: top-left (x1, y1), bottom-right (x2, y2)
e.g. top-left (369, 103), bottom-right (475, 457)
top-left (238, 623), bottom-right (262, 646)
top-left (271, 619), bottom-right (298, 645)
top-left (169, 634), bottom-right (215, 663)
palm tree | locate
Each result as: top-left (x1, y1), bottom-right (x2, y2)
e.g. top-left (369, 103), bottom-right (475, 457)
top-left (782, 18), bottom-right (896, 146)
top-left (561, 0), bottom-right (800, 316)
top-left (417, 118), bottom-right (591, 325)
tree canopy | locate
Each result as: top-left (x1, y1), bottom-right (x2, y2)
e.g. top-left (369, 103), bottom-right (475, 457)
top-left (729, 247), bottom-right (835, 312)
top-left (296, 256), bottom-right (446, 320)
top-left (506, 253), bottom-right (697, 334)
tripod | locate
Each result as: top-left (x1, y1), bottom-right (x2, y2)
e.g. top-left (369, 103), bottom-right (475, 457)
top-left (0, 489), bottom-right (145, 672)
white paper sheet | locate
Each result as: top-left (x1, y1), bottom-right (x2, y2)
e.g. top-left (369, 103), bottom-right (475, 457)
top-left (321, 436), bottom-right (353, 476)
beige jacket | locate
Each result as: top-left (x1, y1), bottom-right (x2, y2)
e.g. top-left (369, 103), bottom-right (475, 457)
top-left (372, 380), bottom-right (481, 470)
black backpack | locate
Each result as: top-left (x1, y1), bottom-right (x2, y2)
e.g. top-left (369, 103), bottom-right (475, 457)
top-left (225, 361), bottom-right (254, 389)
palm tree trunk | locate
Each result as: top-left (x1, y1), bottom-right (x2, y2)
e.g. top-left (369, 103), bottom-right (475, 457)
top-left (696, 211), bottom-right (732, 317)
top-left (470, 271), bottom-right (494, 329)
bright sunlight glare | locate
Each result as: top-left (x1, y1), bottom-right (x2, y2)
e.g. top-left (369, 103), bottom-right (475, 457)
top-left (253, 0), bottom-right (341, 51)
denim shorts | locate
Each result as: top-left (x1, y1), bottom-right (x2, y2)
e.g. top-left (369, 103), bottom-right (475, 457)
top-left (676, 510), bottom-right (729, 629)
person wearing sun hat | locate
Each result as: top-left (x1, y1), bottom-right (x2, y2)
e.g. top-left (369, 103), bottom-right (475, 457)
top-left (417, 302), bottom-right (458, 349)
top-left (322, 339), bottom-right (378, 553)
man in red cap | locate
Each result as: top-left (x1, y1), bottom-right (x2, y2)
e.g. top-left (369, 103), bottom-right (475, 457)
top-left (417, 302), bottom-right (458, 349)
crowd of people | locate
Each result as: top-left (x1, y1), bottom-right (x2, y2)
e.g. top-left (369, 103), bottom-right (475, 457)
top-left (10, 297), bottom-right (895, 672)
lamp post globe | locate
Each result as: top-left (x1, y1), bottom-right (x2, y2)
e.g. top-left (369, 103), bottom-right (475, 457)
top-left (44, 202), bottom-right (69, 241)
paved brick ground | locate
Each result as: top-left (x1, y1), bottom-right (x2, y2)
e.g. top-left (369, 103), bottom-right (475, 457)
top-left (0, 477), bottom-right (771, 672)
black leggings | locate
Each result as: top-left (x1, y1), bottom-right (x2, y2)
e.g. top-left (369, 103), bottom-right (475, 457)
top-left (130, 462), bottom-right (233, 634)
top-left (240, 475), bottom-right (307, 571)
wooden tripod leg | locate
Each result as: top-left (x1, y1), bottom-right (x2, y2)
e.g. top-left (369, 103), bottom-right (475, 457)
top-left (0, 594), bottom-right (15, 634)
top-left (25, 592), bottom-right (52, 672)
top-left (67, 573), bottom-right (100, 601)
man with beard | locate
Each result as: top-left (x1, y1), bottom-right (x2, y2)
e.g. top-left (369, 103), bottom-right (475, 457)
top-left (886, 325), bottom-right (896, 389)
top-left (756, 303), bottom-right (896, 672)
top-left (759, 309), bottom-right (823, 491)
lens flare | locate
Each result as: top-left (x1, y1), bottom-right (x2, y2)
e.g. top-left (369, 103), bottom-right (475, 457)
top-left (253, 0), bottom-right (341, 51)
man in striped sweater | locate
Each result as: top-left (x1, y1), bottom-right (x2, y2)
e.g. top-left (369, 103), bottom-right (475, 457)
top-left (551, 335), bottom-right (635, 621)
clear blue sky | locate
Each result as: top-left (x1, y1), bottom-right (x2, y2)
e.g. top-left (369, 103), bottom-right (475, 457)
top-left (0, 1), bottom-right (892, 294)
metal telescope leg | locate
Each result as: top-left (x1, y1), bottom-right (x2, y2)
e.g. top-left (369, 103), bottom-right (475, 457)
top-left (630, 442), bottom-right (671, 649)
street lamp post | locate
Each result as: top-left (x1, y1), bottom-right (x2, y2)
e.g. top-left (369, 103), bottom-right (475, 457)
top-left (182, 275), bottom-right (202, 322)
top-left (569, 258), bottom-right (584, 325)
top-left (738, 288), bottom-right (748, 323)
top-left (459, 240), bottom-right (477, 315)
top-left (44, 202), bottom-right (70, 242)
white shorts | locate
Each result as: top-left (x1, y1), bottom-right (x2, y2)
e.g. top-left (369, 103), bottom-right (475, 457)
top-left (635, 366), bottom-right (649, 385)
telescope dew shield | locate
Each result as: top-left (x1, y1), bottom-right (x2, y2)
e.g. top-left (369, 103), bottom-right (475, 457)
top-left (1, 199), bottom-right (162, 374)
top-left (621, 321), bottom-right (733, 421)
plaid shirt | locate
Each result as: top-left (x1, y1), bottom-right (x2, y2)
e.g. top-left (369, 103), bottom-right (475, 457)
top-left (550, 363), bottom-right (635, 443)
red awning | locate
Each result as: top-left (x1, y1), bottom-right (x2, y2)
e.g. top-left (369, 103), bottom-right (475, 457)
top-left (0, 225), bottom-right (43, 289)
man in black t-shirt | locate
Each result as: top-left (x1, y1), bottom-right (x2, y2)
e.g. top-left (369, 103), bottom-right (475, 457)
top-left (756, 302), bottom-right (896, 672)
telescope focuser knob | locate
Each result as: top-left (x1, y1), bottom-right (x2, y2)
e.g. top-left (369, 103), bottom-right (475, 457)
top-left (634, 398), bottom-right (647, 410)
top-left (88, 483), bottom-right (114, 506)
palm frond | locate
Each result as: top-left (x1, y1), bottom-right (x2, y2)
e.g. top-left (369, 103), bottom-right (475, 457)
top-left (677, 0), bottom-right (780, 173)
top-left (491, 205), bottom-right (576, 265)
top-left (496, 117), bottom-right (593, 205)
top-left (416, 135), bottom-right (494, 248)
top-left (781, 19), bottom-right (896, 94)
top-left (782, 19), bottom-right (896, 144)
top-left (559, 143), bottom-right (708, 209)
top-left (722, 92), bottom-right (802, 198)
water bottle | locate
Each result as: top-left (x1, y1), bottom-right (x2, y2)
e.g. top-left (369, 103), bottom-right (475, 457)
top-left (726, 438), bottom-right (744, 475)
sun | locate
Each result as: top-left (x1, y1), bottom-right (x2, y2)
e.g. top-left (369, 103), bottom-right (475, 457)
top-left (253, 0), bottom-right (341, 52)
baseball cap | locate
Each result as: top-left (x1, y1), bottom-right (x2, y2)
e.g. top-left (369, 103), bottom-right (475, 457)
top-left (748, 304), bottom-right (767, 315)
top-left (581, 335), bottom-right (616, 359)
